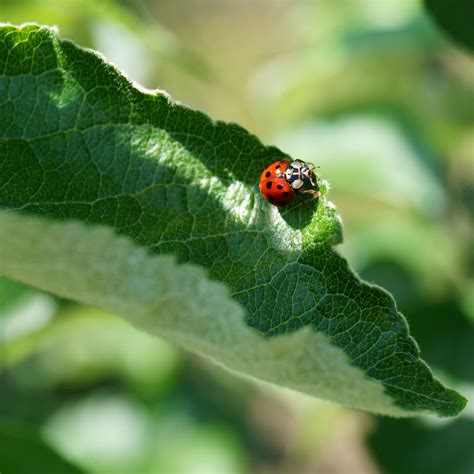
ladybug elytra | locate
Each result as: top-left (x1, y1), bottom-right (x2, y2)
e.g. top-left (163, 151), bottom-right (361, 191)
top-left (259, 159), bottom-right (320, 207)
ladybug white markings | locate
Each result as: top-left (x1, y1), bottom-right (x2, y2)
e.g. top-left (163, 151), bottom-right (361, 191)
top-left (284, 159), bottom-right (317, 190)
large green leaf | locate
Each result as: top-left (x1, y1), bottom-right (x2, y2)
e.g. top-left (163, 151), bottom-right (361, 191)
top-left (0, 24), bottom-right (466, 417)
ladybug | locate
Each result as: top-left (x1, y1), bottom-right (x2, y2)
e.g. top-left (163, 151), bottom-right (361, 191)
top-left (259, 159), bottom-right (320, 206)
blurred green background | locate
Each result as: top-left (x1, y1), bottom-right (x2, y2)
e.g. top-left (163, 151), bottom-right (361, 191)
top-left (1, 0), bottom-right (473, 473)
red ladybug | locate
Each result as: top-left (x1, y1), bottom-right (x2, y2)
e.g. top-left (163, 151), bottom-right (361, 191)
top-left (259, 160), bottom-right (294, 207)
top-left (259, 159), bottom-right (320, 207)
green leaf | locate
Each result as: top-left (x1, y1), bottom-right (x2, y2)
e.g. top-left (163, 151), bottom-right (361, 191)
top-left (369, 417), bottom-right (474, 474)
top-left (424, 0), bottom-right (474, 52)
top-left (0, 24), bottom-right (466, 417)
top-left (0, 424), bottom-right (84, 474)
top-left (0, 211), bottom-right (399, 416)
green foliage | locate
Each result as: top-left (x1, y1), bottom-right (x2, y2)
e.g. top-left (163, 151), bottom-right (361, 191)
top-left (0, 424), bottom-right (83, 474)
top-left (0, 277), bottom-right (30, 312)
top-left (0, 24), bottom-right (467, 417)
top-left (425, 0), bottom-right (474, 52)
top-left (369, 417), bottom-right (474, 474)
top-left (0, 0), bottom-right (207, 79)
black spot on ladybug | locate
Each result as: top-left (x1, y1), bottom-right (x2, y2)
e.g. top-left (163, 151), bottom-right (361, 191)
top-left (283, 191), bottom-right (289, 197)
top-left (266, 181), bottom-right (272, 189)
top-left (265, 171), bottom-right (271, 178)
top-left (277, 184), bottom-right (284, 190)
top-left (275, 164), bottom-right (281, 169)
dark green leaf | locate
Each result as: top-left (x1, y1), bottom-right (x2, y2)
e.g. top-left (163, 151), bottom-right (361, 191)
top-left (369, 417), bottom-right (474, 474)
top-left (0, 424), bottom-right (83, 474)
top-left (425, 0), bottom-right (474, 52)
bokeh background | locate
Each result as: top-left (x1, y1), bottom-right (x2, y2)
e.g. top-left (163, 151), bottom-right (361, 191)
top-left (1, 1), bottom-right (473, 473)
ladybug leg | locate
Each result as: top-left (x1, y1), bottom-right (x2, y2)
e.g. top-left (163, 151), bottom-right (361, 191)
top-left (300, 189), bottom-right (321, 199)
top-left (306, 164), bottom-right (319, 187)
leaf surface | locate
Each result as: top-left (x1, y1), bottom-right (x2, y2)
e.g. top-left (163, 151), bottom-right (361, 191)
top-left (0, 24), bottom-right (466, 417)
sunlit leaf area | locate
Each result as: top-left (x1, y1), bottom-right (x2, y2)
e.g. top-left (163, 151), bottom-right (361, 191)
top-left (1, 1), bottom-right (473, 473)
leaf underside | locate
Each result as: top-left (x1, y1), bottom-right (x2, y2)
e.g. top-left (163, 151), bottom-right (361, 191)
top-left (0, 24), bottom-right (466, 417)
